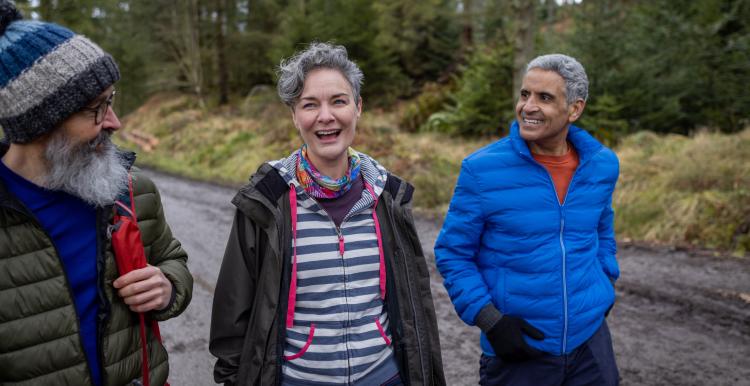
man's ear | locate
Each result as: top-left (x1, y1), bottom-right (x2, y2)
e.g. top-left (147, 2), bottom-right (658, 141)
top-left (568, 99), bottom-right (586, 123)
top-left (356, 96), bottom-right (363, 118)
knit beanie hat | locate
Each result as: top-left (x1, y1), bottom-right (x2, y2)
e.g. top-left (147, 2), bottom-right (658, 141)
top-left (0, 0), bottom-right (120, 144)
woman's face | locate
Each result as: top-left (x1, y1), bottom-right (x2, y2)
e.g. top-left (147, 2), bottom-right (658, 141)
top-left (292, 68), bottom-right (361, 175)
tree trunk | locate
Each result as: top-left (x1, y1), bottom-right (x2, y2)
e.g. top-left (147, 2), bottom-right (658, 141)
top-left (512, 0), bottom-right (537, 99)
top-left (163, 0), bottom-right (205, 108)
top-left (38, 0), bottom-right (53, 21)
top-left (215, 0), bottom-right (229, 105)
top-left (461, 0), bottom-right (474, 51)
top-left (545, 0), bottom-right (556, 24)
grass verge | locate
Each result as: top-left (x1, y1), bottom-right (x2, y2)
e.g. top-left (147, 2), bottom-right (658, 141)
top-left (117, 92), bottom-right (748, 256)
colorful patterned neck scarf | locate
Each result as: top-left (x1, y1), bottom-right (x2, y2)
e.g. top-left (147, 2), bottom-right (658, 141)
top-left (296, 145), bottom-right (361, 199)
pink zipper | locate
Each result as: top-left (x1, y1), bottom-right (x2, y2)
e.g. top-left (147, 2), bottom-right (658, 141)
top-left (338, 231), bottom-right (345, 257)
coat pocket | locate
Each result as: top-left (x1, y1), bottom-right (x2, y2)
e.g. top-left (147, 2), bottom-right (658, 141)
top-left (283, 323), bottom-right (316, 360)
top-left (375, 316), bottom-right (392, 346)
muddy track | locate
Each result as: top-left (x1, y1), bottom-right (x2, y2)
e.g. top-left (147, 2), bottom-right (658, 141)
top-left (426, 243), bottom-right (750, 386)
top-left (146, 169), bottom-right (750, 386)
top-left (607, 246), bottom-right (750, 386)
top-left (618, 278), bottom-right (749, 334)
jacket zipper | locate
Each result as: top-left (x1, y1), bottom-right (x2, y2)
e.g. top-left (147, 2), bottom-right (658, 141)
top-left (337, 225), bottom-right (353, 384)
top-left (96, 207), bottom-right (113, 385)
top-left (383, 202), bottom-right (428, 382)
top-left (559, 215), bottom-right (568, 354)
top-left (319, 190), bottom-right (388, 384)
top-left (295, 194), bottom-right (360, 383)
top-left (537, 162), bottom-right (572, 355)
top-left (324, 211), bottom-right (352, 384)
top-left (531, 151), bottom-right (590, 355)
top-left (338, 228), bottom-right (345, 257)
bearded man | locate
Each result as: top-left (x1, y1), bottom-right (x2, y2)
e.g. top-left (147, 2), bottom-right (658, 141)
top-left (0, 2), bottom-right (193, 385)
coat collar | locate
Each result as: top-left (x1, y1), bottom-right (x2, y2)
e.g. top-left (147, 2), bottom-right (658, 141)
top-left (509, 120), bottom-right (604, 163)
top-left (262, 149), bottom-right (389, 221)
top-left (270, 149), bottom-right (387, 194)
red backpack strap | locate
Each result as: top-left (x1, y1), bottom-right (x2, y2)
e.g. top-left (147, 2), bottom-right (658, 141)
top-left (113, 173), bottom-right (134, 219)
top-left (112, 172), bottom-right (167, 386)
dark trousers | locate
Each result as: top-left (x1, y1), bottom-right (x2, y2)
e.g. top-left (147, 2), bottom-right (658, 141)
top-left (479, 321), bottom-right (619, 386)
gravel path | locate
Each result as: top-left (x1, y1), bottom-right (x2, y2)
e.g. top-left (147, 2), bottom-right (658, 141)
top-left (145, 169), bottom-right (750, 386)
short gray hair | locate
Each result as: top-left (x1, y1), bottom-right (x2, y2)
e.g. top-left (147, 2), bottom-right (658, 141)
top-left (277, 42), bottom-right (364, 107)
top-left (526, 54), bottom-right (589, 104)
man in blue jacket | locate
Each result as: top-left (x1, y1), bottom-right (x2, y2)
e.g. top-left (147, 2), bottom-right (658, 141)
top-left (435, 54), bottom-right (620, 385)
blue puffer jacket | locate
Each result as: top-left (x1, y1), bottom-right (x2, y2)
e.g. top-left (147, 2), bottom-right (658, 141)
top-left (435, 121), bottom-right (619, 356)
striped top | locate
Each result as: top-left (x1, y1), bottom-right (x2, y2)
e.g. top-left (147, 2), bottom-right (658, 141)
top-left (271, 151), bottom-right (399, 385)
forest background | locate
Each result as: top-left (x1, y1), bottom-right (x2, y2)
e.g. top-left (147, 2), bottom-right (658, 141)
top-left (13, 0), bottom-right (750, 255)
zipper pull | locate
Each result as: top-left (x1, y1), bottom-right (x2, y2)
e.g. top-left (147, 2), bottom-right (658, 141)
top-left (106, 223), bottom-right (116, 240)
top-left (338, 229), bottom-right (345, 257)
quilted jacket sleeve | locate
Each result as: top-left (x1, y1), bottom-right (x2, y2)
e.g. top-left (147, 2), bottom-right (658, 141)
top-left (434, 160), bottom-right (492, 326)
top-left (597, 153), bottom-right (620, 282)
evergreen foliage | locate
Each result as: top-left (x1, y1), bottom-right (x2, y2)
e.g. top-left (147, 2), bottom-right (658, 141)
top-left (564, 0), bottom-right (750, 136)
top-left (423, 44), bottom-right (514, 136)
top-left (6, 0), bottom-right (749, 136)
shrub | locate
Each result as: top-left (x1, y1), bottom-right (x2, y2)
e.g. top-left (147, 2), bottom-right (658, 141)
top-left (398, 82), bottom-right (454, 132)
top-left (423, 44), bottom-right (514, 136)
top-left (614, 129), bottom-right (750, 255)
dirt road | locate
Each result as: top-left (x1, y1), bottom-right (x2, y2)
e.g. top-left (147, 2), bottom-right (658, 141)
top-left (146, 169), bottom-right (750, 386)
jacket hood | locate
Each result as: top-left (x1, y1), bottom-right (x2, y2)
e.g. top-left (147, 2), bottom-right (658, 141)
top-left (509, 120), bottom-right (604, 163)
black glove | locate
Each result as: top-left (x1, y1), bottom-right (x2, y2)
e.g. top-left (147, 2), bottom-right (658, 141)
top-left (486, 315), bottom-right (545, 362)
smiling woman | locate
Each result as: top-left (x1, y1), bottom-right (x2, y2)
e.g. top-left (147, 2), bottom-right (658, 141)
top-left (291, 68), bottom-right (360, 180)
top-left (209, 42), bottom-right (446, 386)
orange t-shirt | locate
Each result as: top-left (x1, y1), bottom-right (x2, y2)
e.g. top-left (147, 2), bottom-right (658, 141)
top-left (532, 146), bottom-right (580, 204)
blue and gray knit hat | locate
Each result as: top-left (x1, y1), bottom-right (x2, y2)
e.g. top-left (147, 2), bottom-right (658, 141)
top-left (0, 1), bottom-right (120, 144)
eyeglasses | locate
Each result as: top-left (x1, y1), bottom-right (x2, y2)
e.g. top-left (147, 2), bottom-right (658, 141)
top-left (81, 90), bottom-right (116, 125)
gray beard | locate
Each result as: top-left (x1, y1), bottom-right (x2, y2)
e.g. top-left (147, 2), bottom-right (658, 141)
top-left (41, 130), bottom-right (129, 207)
